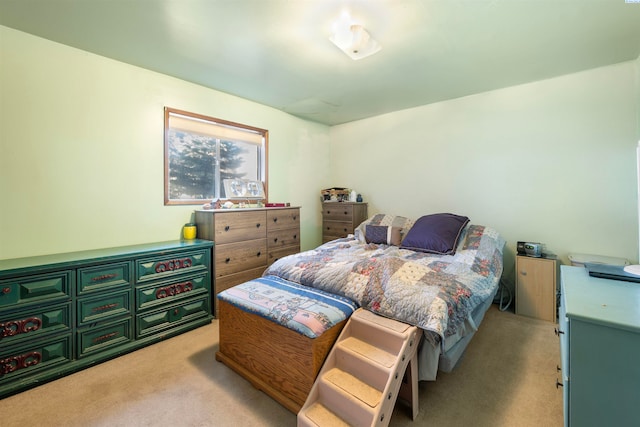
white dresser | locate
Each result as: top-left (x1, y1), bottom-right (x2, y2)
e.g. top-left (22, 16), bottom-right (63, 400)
top-left (558, 265), bottom-right (640, 426)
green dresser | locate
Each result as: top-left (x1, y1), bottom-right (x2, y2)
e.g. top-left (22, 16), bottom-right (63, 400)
top-left (0, 240), bottom-right (213, 398)
top-left (558, 265), bottom-right (640, 427)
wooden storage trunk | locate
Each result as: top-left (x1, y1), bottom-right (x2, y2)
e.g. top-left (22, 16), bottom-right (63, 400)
top-left (216, 300), bottom-right (347, 413)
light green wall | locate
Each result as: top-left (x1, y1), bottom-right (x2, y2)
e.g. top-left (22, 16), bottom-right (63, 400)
top-left (2, 25), bottom-right (639, 284)
top-left (330, 61), bottom-right (639, 287)
top-left (0, 26), bottom-right (331, 259)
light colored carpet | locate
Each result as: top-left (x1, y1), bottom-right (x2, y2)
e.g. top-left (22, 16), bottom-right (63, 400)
top-left (0, 305), bottom-right (563, 426)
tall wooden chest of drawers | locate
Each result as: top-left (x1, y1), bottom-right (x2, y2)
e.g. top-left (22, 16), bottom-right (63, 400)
top-left (194, 207), bottom-right (301, 315)
top-left (321, 202), bottom-right (368, 243)
top-left (0, 240), bottom-right (213, 399)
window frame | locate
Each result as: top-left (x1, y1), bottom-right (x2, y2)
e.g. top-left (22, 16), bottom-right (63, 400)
top-left (163, 107), bottom-right (268, 206)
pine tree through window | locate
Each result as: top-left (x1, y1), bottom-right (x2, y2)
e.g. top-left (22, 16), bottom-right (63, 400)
top-left (164, 108), bottom-right (267, 205)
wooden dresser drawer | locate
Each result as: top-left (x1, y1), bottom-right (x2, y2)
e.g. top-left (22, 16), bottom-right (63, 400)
top-left (323, 221), bottom-right (354, 238)
top-left (266, 208), bottom-right (300, 230)
top-left (0, 302), bottom-right (72, 346)
top-left (0, 271), bottom-right (72, 309)
top-left (77, 318), bottom-right (132, 358)
top-left (322, 204), bottom-right (353, 221)
top-left (136, 250), bottom-right (209, 283)
top-left (215, 239), bottom-right (267, 277)
top-left (77, 262), bottom-right (131, 295)
top-left (215, 268), bottom-right (266, 295)
top-left (135, 273), bottom-right (209, 311)
top-left (77, 290), bottom-right (131, 326)
top-left (267, 228), bottom-right (300, 249)
top-left (214, 211), bottom-right (266, 244)
top-left (0, 334), bottom-right (72, 383)
top-left (136, 296), bottom-right (210, 338)
top-left (268, 246), bottom-right (300, 266)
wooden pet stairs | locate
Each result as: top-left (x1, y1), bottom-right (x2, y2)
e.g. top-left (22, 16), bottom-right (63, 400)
top-left (297, 308), bottom-right (423, 427)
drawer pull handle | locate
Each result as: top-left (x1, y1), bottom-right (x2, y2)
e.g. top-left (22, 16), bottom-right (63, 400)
top-left (225, 225), bottom-right (230, 231)
top-left (93, 332), bottom-right (118, 344)
top-left (557, 365), bottom-right (561, 373)
top-left (273, 238), bottom-right (278, 243)
top-left (327, 211), bottom-right (331, 215)
top-left (256, 223), bottom-right (261, 228)
top-left (554, 327), bottom-right (564, 336)
top-left (1, 287), bottom-right (10, 295)
top-left (154, 258), bottom-right (192, 273)
top-left (256, 251), bottom-right (262, 257)
top-left (344, 211), bottom-right (348, 215)
top-left (92, 303), bottom-right (118, 312)
top-left (0, 351), bottom-right (42, 374)
top-left (1, 317), bottom-right (42, 339)
top-left (556, 380), bottom-right (563, 389)
top-left (225, 258), bottom-right (231, 264)
top-left (156, 281), bottom-right (193, 299)
top-left (272, 217), bottom-right (278, 223)
top-left (293, 234), bottom-right (297, 240)
top-left (293, 216), bottom-right (297, 220)
top-left (520, 271), bottom-right (527, 276)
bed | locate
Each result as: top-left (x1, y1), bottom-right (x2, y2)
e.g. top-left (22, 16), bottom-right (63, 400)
top-left (262, 212), bottom-right (505, 381)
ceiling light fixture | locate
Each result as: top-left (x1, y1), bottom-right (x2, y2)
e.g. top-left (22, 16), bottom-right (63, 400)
top-left (329, 12), bottom-right (381, 60)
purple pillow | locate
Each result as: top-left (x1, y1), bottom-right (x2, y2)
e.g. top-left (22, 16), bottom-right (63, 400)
top-left (400, 213), bottom-right (470, 255)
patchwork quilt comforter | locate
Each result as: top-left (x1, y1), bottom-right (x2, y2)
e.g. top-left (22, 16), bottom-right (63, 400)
top-left (264, 224), bottom-right (505, 348)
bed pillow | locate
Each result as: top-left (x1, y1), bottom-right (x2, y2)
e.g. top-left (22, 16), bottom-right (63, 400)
top-left (354, 214), bottom-right (415, 243)
top-left (365, 225), bottom-right (402, 246)
top-left (400, 213), bottom-right (470, 255)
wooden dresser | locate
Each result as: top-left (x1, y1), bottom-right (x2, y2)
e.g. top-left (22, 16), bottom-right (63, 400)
top-left (194, 207), bottom-right (300, 314)
top-left (321, 202), bottom-right (368, 243)
top-left (0, 240), bottom-right (213, 399)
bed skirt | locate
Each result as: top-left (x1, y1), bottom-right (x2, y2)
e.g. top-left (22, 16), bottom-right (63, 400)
top-left (418, 286), bottom-right (499, 380)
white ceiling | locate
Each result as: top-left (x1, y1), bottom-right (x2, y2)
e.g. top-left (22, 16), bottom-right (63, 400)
top-left (1, 0), bottom-right (640, 126)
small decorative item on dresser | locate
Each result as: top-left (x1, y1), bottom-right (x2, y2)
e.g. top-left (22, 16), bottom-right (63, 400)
top-left (183, 223), bottom-right (197, 240)
top-left (321, 187), bottom-right (350, 202)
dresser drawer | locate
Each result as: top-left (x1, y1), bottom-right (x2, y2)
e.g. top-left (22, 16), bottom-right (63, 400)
top-left (323, 204), bottom-right (353, 221)
top-left (0, 271), bottom-right (72, 309)
top-left (215, 267), bottom-right (266, 295)
top-left (136, 273), bottom-right (209, 311)
top-left (136, 296), bottom-right (210, 338)
top-left (214, 211), bottom-right (266, 244)
top-left (77, 318), bottom-right (132, 358)
top-left (1, 302), bottom-right (72, 346)
top-left (215, 239), bottom-right (267, 277)
top-left (77, 262), bottom-right (131, 295)
top-left (323, 221), bottom-right (354, 238)
top-left (136, 250), bottom-right (209, 282)
top-left (268, 246), bottom-right (300, 266)
top-left (77, 290), bottom-right (131, 326)
top-left (267, 228), bottom-right (300, 249)
top-left (0, 334), bottom-right (72, 383)
top-left (266, 208), bottom-right (300, 231)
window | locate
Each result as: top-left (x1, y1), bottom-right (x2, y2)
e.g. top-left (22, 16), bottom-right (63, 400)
top-left (164, 107), bottom-right (268, 205)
